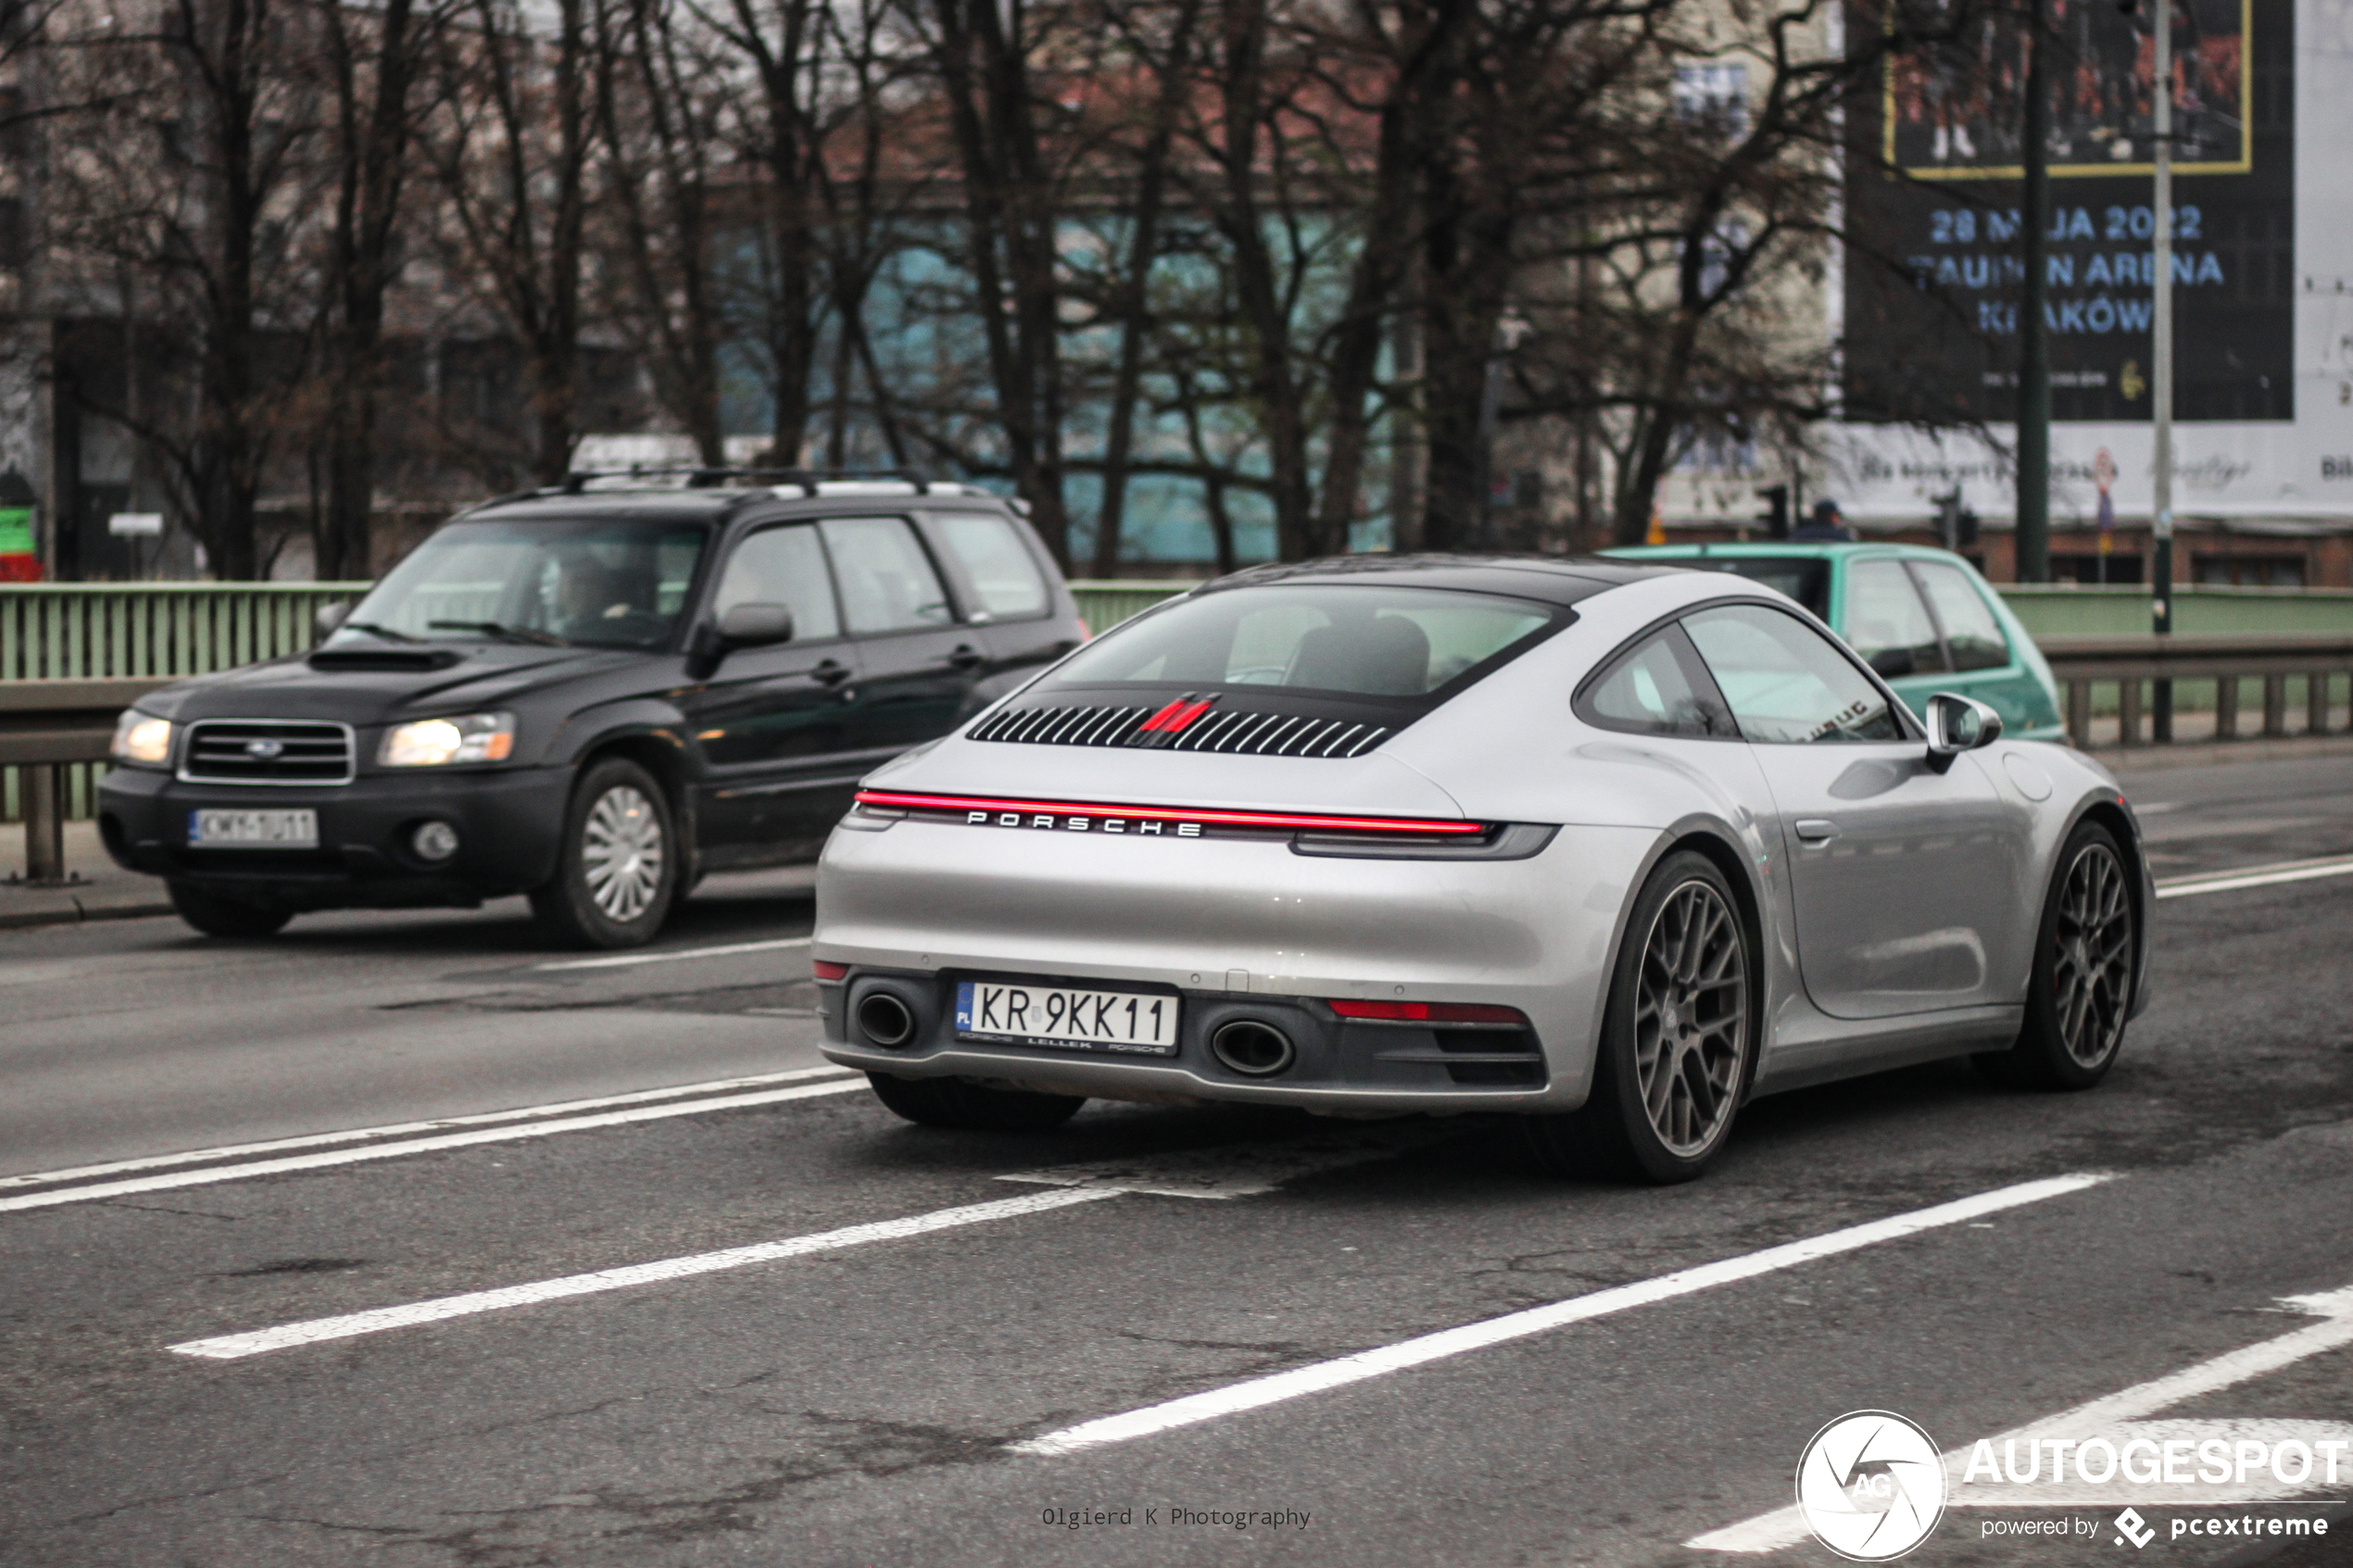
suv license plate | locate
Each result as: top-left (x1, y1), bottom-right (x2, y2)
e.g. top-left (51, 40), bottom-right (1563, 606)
top-left (189, 809), bottom-right (319, 848)
top-left (954, 981), bottom-right (1178, 1056)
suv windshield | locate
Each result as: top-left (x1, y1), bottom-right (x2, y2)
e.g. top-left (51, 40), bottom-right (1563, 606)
top-left (335, 519), bottom-right (709, 650)
top-left (1045, 583), bottom-right (1563, 700)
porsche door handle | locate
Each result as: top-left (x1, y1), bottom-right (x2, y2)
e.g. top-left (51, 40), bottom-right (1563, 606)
top-left (1793, 819), bottom-right (1841, 845)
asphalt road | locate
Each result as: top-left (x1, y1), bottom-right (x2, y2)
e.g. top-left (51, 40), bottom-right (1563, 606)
top-left (2, 751), bottom-right (2349, 1568)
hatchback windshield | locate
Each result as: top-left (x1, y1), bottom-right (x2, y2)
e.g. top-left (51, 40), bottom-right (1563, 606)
top-left (335, 520), bottom-right (708, 650)
top-left (1674, 557), bottom-right (1830, 618)
top-left (1047, 584), bottom-right (1561, 699)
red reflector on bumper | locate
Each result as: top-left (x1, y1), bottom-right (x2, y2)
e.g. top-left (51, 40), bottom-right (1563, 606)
top-left (1327, 999), bottom-right (1529, 1024)
top-left (812, 960), bottom-right (849, 981)
top-left (853, 789), bottom-right (1487, 837)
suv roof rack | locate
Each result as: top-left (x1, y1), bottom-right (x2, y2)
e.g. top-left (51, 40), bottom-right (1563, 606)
top-left (558, 466), bottom-right (958, 496)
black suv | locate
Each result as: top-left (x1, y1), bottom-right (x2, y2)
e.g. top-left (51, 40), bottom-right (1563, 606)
top-left (98, 476), bottom-right (1086, 946)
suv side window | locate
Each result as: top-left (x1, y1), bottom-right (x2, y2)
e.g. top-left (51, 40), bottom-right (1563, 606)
top-left (1578, 626), bottom-right (1737, 738)
top-left (1684, 602), bottom-right (1906, 744)
top-left (819, 517), bottom-right (954, 634)
top-left (1843, 559), bottom-right (1948, 679)
top-left (1910, 561), bottom-right (2011, 671)
top-left (929, 510), bottom-right (1049, 620)
top-left (712, 523), bottom-right (840, 641)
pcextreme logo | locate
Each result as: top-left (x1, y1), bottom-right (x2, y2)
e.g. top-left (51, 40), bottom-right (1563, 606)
top-left (2115, 1507), bottom-right (2157, 1548)
top-left (1794, 1411), bottom-right (1949, 1562)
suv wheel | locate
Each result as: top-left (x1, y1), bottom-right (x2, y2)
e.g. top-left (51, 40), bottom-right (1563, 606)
top-left (168, 881), bottom-right (294, 939)
top-left (530, 758), bottom-right (677, 948)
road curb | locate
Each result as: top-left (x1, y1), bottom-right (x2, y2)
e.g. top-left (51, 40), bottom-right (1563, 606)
top-left (2089, 734), bottom-right (2353, 773)
top-left (0, 893), bottom-right (175, 931)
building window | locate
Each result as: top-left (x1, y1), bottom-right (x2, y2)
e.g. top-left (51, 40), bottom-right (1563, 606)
top-left (1674, 63), bottom-right (1750, 138)
top-left (2192, 553), bottom-right (2305, 588)
top-left (2050, 553), bottom-right (2145, 584)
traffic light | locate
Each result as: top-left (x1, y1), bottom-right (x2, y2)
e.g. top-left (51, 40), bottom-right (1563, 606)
top-left (1755, 484), bottom-right (1791, 540)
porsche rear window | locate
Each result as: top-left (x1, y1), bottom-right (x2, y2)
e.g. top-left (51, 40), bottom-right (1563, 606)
top-left (1045, 584), bottom-right (1562, 699)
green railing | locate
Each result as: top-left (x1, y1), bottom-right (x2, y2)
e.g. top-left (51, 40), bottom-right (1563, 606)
top-left (0, 583), bottom-right (367, 821)
top-left (8, 577), bottom-right (2347, 821)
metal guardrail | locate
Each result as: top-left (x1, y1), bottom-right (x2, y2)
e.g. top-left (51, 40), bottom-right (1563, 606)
top-left (0, 678), bottom-right (170, 884)
top-left (2041, 634), bottom-right (2353, 748)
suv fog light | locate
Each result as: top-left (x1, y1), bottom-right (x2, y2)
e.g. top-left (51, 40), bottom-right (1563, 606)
top-left (411, 821), bottom-right (460, 862)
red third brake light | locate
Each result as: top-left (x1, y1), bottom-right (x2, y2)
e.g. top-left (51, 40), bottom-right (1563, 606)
top-left (1327, 999), bottom-right (1529, 1025)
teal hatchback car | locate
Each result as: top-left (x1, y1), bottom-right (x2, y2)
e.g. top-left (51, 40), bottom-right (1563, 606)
top-left (1603, 542), bottom-right (2065, 740)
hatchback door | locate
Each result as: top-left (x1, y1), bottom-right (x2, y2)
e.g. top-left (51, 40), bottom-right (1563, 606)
top-left (1683, 601), bottom-right (2029, 1019)
top-left (681, 521), bottom-right (863, 862)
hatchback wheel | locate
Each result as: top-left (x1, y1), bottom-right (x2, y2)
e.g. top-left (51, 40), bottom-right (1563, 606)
top-left (168, 881), bottom-right (293, 939)
top-left (1976, 821), bottom-right (2135, 1090)
top-left (1516, 850), bottom-right (1754, 1184)
top-left (530, 758), bottom-right (677, 948)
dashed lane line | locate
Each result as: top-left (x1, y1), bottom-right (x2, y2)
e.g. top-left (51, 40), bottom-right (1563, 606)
top-left (1006, 1173), bottom-right (2117, 1457)
top-left (170, 1187), bottom-right (1124, 1360)
top-left (2155, 854), bottom-right (2353, 899)
top-left (163, 1129), bottom-right (1443, 1360)
top-left (0, 1066), bottom-right (857, 1192)
top-left (0, 1075), bottom-right (868, 1216)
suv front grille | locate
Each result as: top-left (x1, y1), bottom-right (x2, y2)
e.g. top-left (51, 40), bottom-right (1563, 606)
top-left (968, 703), bottom-right (1391, 759)
top-left (181, 720), bottom-right (357, 785)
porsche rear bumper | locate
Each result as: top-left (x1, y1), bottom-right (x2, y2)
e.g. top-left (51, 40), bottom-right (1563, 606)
top-left (812, 810), bottom-right (1661, 1112)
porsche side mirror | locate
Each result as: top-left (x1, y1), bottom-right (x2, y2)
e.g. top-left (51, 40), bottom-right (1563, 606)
top-left (1924, 692), bottom-right (2004, 772)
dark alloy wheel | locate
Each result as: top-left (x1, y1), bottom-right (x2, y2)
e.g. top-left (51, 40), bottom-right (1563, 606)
top-left (1516, 850), bottom-right (1754, 1184)
top-left (168, 881), bottom-right (294, 939)
top-left (530, 757), bottom-right (678, 948)
top-left (1976, 821), bottom-right (2136, 1090)
top-left (866, 1072), bottom-right (1086, 1133)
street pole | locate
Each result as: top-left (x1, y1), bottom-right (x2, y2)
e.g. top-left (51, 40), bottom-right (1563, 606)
top-left (2015, 0), bottom-right (2052, 583)
top-left (2150, 0), bottom-right (2176, 739)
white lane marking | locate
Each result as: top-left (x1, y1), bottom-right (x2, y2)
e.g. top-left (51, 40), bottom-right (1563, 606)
top-left (1689, 1283), bottom-right (2353, 1550)
top-left (0, 1067), bottom-right (856, 1192)
top-left (535, 936), bottom-right (813, 972)
top-left (1007, 1173), bottom-right (2115, 1458)
top-left (171, 1186), bottom-right (1122, 1360)
top-left (0, 1078), bottom-right (870, 1216)
top-left (1000, 1126), bottom-right (1451, 1200)
top-left (2156, 854), bottom-right (2353, 899)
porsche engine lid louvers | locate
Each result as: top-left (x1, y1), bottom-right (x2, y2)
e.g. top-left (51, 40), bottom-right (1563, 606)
top-left (966, 698), bottom-right (1391, 759)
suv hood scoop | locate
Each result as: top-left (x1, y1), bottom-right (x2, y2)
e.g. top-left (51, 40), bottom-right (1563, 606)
top-left (307, 647), bottom-right (467, 672)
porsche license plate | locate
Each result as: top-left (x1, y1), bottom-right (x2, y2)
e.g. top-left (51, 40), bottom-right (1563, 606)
top-left (954, 980), bottom-right (1178, 1056)
top-left (189, 809), bottom-right (319, 848)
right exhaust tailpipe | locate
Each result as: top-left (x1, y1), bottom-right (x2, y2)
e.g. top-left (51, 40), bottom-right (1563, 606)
top-left (1210, 1019), bottom-right (1295, 1077)
top-left (856, 990), bottom-right (918, 1047)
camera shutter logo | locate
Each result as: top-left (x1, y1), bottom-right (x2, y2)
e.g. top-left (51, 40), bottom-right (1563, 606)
top-left (1794, 1411), bottom-right (1947, 1561)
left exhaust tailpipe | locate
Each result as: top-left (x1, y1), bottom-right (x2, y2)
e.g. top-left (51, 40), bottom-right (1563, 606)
top-left (856, 991), bottom-right (917, 1047)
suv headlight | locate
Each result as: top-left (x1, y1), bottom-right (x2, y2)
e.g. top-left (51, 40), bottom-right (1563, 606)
top-left (380, 712), bottom-right (516, 767)
top-left (110, 710), bottom-right (173, 766)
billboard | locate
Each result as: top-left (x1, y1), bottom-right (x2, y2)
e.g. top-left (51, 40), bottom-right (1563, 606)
top-left (1842, 0), bottom-right (2294, 426)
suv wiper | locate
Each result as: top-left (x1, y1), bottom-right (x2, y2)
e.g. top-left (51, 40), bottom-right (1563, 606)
top-left (428, 620), bottom-right (568, 647)
top-left (342, 620), bottom-right (422, 644)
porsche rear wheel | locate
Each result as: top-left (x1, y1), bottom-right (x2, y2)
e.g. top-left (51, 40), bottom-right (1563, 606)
top-left (1516, 851), bottom-right (1754, 1185)
top-left (1975, 822), bottom-right (2135, 1090)
top-left (865, 1073), bottom-right (1087, 1133)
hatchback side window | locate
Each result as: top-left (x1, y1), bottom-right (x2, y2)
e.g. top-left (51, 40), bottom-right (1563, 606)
top-left (712, 523), bottom-right (840, 642)
top-left (1843, 559), bottom-right (1948, 679)
top-left (820, 517), bottom-right (954, 634)
top-left (929, 511), bottom-right (1048, 620)
top-left (1683, 602), bottom-right (1906, 744)
top-left (1911, 562), bottom-right (2011, 671)
top-left (1578, 626), bottom-right (1736, 738)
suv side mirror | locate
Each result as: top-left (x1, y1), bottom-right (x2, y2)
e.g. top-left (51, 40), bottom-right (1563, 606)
top-left (316, 602), bottom-right (351, 637)
top-left (717, 601), bottom-right (793, 647)
top-left (1924, 692), bottom-right (2003, 773)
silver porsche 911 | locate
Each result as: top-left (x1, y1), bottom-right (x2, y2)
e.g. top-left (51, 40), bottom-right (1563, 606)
top-left (812, 556), bottom-right (2151, 1182)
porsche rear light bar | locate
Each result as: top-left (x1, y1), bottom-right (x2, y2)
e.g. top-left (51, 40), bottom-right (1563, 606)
top-left (1326, 999), bottom-right (1529, 1024)
top-left (853, 789), bottom-right (1489, 837)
